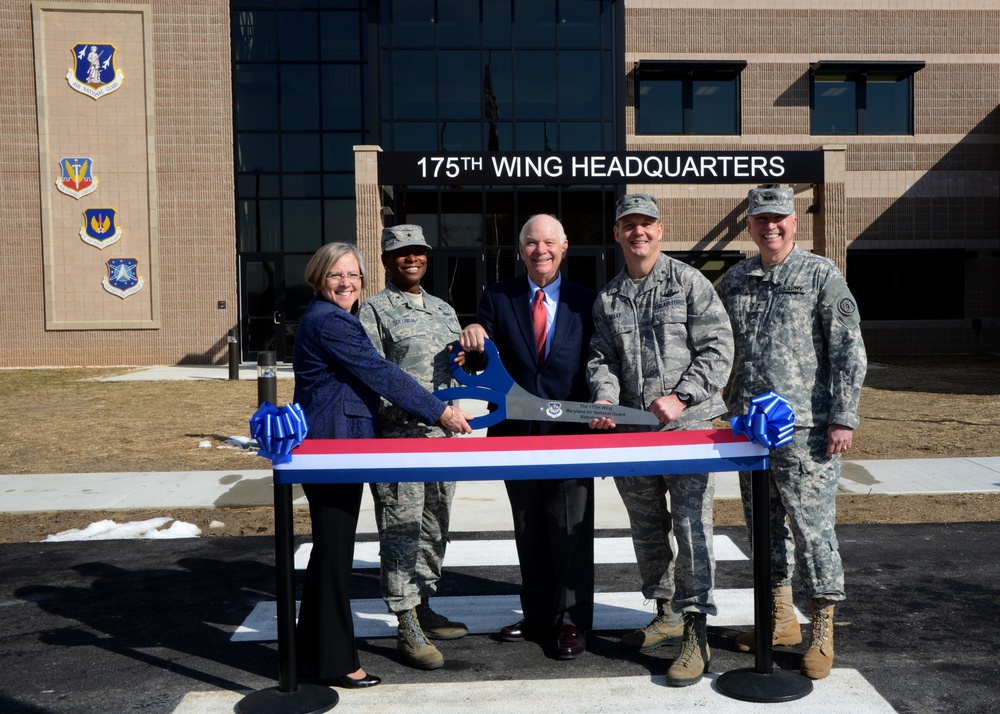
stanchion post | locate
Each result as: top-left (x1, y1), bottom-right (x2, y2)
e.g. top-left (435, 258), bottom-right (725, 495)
top-left (235, 479), bottom-right (338, 714)
top-left (258, 351), bottom-right (277, 406)
top-left (716, 467), bottom-right (813, 703)
top-left (228, 330), bottom-right (240, 381)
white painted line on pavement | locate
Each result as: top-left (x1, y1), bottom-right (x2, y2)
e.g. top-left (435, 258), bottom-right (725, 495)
top-left (292, 534), bottom-right (747, 570)
top-left (173, 669), bottom-right (896, 714)
top-left (232, 588), bottom-right (805, 642)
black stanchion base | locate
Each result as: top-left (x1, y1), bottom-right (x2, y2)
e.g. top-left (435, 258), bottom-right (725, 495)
top-left (716, 666), bottom-right (813, 703)
top-left (236, 684), bottom-right (339, 714)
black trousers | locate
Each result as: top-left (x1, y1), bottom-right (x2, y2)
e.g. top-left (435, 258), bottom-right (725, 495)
top-left (296, 482), bottom-right (363, 679)
top-left (505, 477), bottom-right (595, 632)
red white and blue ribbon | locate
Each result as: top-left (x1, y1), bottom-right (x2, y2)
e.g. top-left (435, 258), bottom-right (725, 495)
top-left (249, 402), bottom-right (309, 465)
top-left (271, 429), bottom-right (769, 485)
top-left (729, 391), bottom-right (795, 449)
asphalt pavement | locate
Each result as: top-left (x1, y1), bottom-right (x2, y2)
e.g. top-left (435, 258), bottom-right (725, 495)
top-left (1, 364), bottom-right (998, 713)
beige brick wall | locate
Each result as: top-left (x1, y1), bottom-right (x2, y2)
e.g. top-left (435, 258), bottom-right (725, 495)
top-left (624, 0), bottom-right (1000, 354)
top-left (0, 0), bottom-right (235, 367)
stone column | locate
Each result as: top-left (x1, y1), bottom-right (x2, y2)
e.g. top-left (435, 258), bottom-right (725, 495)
top-left (354, 145), bottom-right (385, 296)
top-left (815, 144), bottom-right (848, 276)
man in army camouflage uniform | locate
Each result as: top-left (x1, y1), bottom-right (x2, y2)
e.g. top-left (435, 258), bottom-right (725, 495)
top-left (357, 225), bottom-right (467, 671)
top-left (716, 186), bottom-right (867, 680)
top-left (587, 193), bottom-right (734, 687)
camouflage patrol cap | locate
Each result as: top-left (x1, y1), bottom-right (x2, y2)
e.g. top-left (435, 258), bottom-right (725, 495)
top-left (381, 224), bottom-right (431, 253)
top-left (615, 193), bottom-right (660, 222)
top-left (747, 187), bottom-right (795, 217)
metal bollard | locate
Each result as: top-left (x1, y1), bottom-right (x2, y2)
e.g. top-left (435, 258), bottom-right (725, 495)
top-left (257, 351), bottom-right (277, 407)
top-left (228, 329), bottom-right (240, 381)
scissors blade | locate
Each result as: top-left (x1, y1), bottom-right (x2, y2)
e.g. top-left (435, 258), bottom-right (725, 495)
top-left (503, 394), bottom-right (660, 426)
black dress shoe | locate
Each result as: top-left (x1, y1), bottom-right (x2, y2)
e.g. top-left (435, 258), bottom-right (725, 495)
top-left (557, 625), bottom-right (587, 659)
top-left (499, 619), bottom-right (540, 642)
top-left (331, 673), bottom-right (382, 689)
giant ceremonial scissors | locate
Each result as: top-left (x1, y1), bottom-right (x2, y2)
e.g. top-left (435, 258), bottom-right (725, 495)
top-left (433, 338), bottom-right (660, 430)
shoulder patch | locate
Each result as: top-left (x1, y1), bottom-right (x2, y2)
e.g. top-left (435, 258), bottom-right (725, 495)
top-left (821, 278), bottom-right (861, 328)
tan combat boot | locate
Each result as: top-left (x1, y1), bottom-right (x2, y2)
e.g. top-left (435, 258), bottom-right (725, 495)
top-left (801, 599), bottom-right (835, 679)
top-left (620, 599), bottom-right (684, 651)
top-left (397, 608), bottom-right (445, 670)
top-left (734, 585), bottom-right (803, 652)
top-left (416, 596), bottom-right (469, 640)
top-left (666, 612), bottom-right (711, 687)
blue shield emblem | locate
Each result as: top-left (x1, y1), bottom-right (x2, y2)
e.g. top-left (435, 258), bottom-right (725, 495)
top-left (80, 208), bottom-right (122, 249)
top-left (56, 157), bottom-right (99, 199)
top-left (103, 258), bottom-right (144, 299)
top-left (67, 43), bottom-right (125, 99)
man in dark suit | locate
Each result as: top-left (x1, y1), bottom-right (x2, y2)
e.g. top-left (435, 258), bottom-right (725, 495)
top-left (458, 214), bottom-right (597, 659)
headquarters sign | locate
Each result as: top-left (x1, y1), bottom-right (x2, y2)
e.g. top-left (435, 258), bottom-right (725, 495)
top-left (378, 151), bottom-right (824, 186)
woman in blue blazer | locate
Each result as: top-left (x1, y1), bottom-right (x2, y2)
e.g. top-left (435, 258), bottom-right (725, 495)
top-left (292, 242), bottom-right (471, 688)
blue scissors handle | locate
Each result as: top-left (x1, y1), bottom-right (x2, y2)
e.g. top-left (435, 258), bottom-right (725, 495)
top-left (434, 339), bottom-right (515, 430)
top-left (447, 339), bottom-right (515, 392)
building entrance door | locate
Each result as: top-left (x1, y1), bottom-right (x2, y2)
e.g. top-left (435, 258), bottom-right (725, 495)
top-left (239, 254), bottom-right (291, 363)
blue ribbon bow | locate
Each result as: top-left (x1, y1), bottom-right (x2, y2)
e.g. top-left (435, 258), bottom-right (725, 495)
top-left (730, 391), bottom-right (795, 449)
top-left (249, 402), bottom-right (309, 464)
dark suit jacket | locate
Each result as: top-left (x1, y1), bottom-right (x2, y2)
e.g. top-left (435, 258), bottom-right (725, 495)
top-left (477, 275), bottom-right (597, 437)
top-left (476, 274), bottom-right (598, 631)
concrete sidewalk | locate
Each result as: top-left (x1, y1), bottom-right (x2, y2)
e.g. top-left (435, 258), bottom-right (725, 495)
top-left (2, 457), bottom-right (998, 534)
top-left (10, 363), bottom-right (996, 531)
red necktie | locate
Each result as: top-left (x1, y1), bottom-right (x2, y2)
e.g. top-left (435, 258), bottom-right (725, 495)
top-left (532, 289), bottom-right (547, 364)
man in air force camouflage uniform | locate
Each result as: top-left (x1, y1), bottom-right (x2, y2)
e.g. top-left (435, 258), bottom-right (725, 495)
top-left (587, 193), bottom-right (734, 687)
top-left (716, 186), bottom-right (867, 680)
top-left (358, 224), bottom-right (466, 671)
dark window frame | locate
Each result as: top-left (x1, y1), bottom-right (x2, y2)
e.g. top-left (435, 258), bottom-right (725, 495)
top-left (810, 61), bottom-right (924, 136)
top-left (634, 60), bottom-right (746, 136)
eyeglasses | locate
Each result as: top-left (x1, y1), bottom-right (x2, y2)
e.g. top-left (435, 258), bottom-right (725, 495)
top-left (325, 272), bottom-right (362, 282)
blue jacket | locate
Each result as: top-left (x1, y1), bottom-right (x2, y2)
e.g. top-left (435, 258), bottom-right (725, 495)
top-left (292, 295), bottom-right (445, 440)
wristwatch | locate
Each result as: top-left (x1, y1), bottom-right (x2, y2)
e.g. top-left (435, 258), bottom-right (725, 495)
top-left (674, 392), bottom-right (692, 404)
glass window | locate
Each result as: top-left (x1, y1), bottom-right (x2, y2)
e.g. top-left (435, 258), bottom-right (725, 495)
top-left (323, 199), bottom-right (357, 244)
top-left (559, 0), bottom-right (602, 47)
top-left (283, 200), bottom-right (323, 252)
top-left (441, 122), bottom-right (483, 151)
top-left (441, 192), bottom-right (484, 247)
top-left (439, 50), bottom-right (481, 119)
top-left (278, 11), bottom-right (318, 61)
top-left (637, 73), bottom-right (682, 134)
top-left (811, 64), bottom-right (919, 135)
top-left (559, 122), bottom-right (601, 150)
top-left (561, 191), bottom-right (606, 246)
top-left (691, 77), bottom-right (738, 134)
top-left (322, 65), bottom-right (363, 130)
top-left (438, 0), bottom-right (480, 47)
top-left (516, 121), bottom-right (557, 150)
top-left (391, 122), bottom-right (438, 150)
top-left (559, 51), bottom-right (602, 119)
top-left (236, 133), bottom-right (279, 172)
top-left (636, 64), bottom-right (742, 135)
top-left (323, 132), bottom-right (363, 171)
top-left (237, 199), bottom-right (281, 252)
top-left (515, 50), bottom-right (557, 119)
top-left (392, 50), bottom-right (436, 119)
top-left (320, 10), bottom-right (361, 61)
top-left (811, 74), bottom-right (857, 134)
top-left (865, 72), bottom-right (912, 134)
top-left (390, 0), bottom-right (435, 47)
top-left (280, 65), bottom-right (320, 130)
top-left (514, 0), bottom-right (556, 47)
top-left (234, 66), bottom-right (278, 130)
top-left (281, 134), bottom-right (321, 172)
top-left (282, 174), bottom-right (322, 198)
top-left (483, 0), bottom-right (512, 47)
top-left (232, 10), bottom-right (276, 62)
top-left (484, 50), bottom-right (513, 120)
